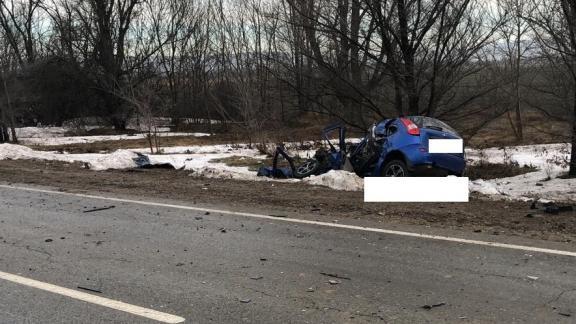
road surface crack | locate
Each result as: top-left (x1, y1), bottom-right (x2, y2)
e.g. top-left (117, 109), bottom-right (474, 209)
top-left (547, 288), bottom-right (576, 305)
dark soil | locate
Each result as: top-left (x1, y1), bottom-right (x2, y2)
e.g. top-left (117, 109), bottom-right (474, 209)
top-left (1, 159), bottom-right (575, 244)
top-left (465, 162), bottom-right (538, 180)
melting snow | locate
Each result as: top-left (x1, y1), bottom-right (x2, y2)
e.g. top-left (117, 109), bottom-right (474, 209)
top-left (303, 170), bottom-right (363, 191)
top-left (87, 150), bottom-right (140, 171)
top-left (0, 141), bottom-right (574, 198)
top-left (466, 143), bottom-right (574, 202)
top-left (14, 126), bottom-right (210, 146)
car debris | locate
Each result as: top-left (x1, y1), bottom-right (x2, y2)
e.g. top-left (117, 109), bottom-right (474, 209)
top-left (530, 200), bottom-right (574, 215)
top-left (257, 116), bottom-right (465, 179)
top-left (133, 153), bottom-right (175, 169)
top-left (77, 286), bottom-right (102, 294)
top-left (320, 272), bottom-right (351, 280)
top-left (421, 302), bottom-right (446, 310)
top-left (83, 205), bottom-right (116, 213)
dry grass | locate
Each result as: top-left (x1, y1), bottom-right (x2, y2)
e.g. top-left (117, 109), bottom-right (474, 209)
top-left (209, 156), bottom-right (267, 171)
top-left (467, 110), bottom-right (570, 148)
top-left (210, 155), bottom-right (306, 171)
top-left (30, 134), bottom-right (243, 153)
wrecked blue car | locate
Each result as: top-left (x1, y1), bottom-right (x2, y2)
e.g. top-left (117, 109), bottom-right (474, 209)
top-left (257, 116), bottom-right (466, 178)
top-left (349, 116), bottom-right (465, 177)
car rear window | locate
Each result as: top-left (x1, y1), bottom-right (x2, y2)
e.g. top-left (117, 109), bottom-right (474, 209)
top-left (408, 116), bottom-right (460, 136)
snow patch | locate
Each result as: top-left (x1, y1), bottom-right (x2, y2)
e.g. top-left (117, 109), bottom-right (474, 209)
top-left (469, 179), bottom-right (501, 196)
top-left (15, 127), bottom-right (68, 139)
top-left (1, 141), bottom-right (574, 197)
top-left (0, 143), bottom-right (56, 160)
top-left (87, 150), bottom-right (140, 171)
top-left (467, 143), bottom-right (574, 202)
top-left (19, 132), bottom-right (210, 146)
top-left (188, 165), bottom-right (257, 180)
top-left (303, 170), bottom-right (363, 191)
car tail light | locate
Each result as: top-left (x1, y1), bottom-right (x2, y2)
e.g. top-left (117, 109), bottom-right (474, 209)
top-left (400, 118), bottom-right (420, 135)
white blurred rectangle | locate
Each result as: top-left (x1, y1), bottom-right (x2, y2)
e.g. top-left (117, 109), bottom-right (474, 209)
top-left (364, 177), bottom-right (469, 202)
top-left (428, 139), bottom-right (463, 153)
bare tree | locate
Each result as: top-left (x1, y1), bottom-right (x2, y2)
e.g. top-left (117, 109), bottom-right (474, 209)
top-left (65, 0), bottom-right (141, 129)
top-left (0, 0), bottom-right (43, 142)
top-left (527, 0), bottom-right (576, 176)
top-left (0, 0), bottom-right (42, 64)
top-left (281, 0), bottom-right (502, 130)
top-left (494, 0), bottom-right (536, 141)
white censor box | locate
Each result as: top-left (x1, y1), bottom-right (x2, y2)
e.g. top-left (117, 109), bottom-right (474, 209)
top-left (364, 177), bottom-right (469, 202)
top-left (428, 138), bottom-right (464, 154)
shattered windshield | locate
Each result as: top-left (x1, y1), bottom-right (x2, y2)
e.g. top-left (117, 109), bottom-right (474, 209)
top-left (408, 116), bottom-right (460, 136)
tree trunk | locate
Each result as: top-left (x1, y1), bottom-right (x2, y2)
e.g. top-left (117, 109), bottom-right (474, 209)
top-left (9, 120), bottom-right (16, 142)
top-left (0, 107), bottom-right (8, 143)
top-left (0, 125), bottom-right (8, 143)
top-left (2, 74), bottom-right (17, 142)
top-left (394, 79), bottom-right (404, 115)
top-left (570, 88), bottom-right (576, 177)
top-left (0, 105), bottom-right (7, 143)
top-left (514, 16), bottom-right (523, 141)
top-left (111, 116), bottom-right (128, 130)
top-left (404, 57), bottom-right (419, 115)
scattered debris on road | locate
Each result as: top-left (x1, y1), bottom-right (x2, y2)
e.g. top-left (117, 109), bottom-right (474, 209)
top-left (77, 286), bottom-right (102, 294)
top-left (327, 279), bottom-right (341, 285)
top-left (320, 272), bottom-right (351, 280)
top-left (83, 206), bottom-right (116, 213)
top-left (421, 302), bottom-right (446, 310)
top-left (239, 298), bottom-right (252, 303)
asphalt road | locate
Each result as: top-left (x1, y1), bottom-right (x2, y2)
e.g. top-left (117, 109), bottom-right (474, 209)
top-left (0, 186), bottom-right (575, 323)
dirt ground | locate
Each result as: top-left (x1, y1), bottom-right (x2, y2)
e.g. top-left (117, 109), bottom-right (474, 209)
top-left (30, 134), bottom-right (243, 153)
top-left (465, 110), bottom-right (570, 147)
top-left (1, 159), bottom-right (575, 244)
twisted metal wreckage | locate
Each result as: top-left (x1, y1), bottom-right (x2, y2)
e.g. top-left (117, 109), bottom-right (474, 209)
top-left (256, 116), bottom-right (467, 179)
top-left (257, 123), bottom-right (370, 179)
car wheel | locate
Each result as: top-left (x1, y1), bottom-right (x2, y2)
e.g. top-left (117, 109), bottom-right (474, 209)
top-left (293, 159), bottom-right (320, 179)
top-left (382, 159), bottom-right (410, 177)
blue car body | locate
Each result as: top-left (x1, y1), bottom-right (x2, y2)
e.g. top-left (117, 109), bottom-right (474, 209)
top-left (346, 116), bottom-right (466, 177)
